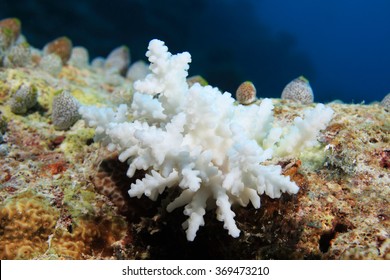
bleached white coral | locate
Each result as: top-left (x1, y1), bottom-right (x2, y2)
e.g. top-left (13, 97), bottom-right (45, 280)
top-left (80, 39), bottom-right (333, 241)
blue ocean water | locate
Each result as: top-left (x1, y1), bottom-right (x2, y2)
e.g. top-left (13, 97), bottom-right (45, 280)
top-left (256, 0), bottom-right (390, 103)
top-left (1, 0), bottom-right (389, 103)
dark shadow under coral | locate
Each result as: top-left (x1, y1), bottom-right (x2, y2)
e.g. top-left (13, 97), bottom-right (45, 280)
top-left (93, 156), bottom-right (311, 259)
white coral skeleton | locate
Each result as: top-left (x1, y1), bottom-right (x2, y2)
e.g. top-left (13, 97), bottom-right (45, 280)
top-left (80, 39), bottom-right (334, 241)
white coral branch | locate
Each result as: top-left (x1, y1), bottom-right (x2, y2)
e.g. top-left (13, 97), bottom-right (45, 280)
top-left (213, 185), bottom-right (240, 238)
top-left (182, 186), bottom-right (210, 241)
top-left (276, 103), bottom-right (334, 156)
top-left (80, 39), bottom-right (333, 241)
top-left (129, 170), bottom-right (179, 200)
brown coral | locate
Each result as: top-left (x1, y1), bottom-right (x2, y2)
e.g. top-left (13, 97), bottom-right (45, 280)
top-left (235, 81), bottom-right (257, 105)
top-left (0, 18), bottom-right (21, 39)
top-left (43, 36), bottom-right (73, 64)
top-left (91, 153), bottom-right (133, 214)
top-left (0, 18), bottom-right (21, 49)
top-left (50, 215), bottom-right (127, 259)
top-left (0, 190), bottom-right (59, 259)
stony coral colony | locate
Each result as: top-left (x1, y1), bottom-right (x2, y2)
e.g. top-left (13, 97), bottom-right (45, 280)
top-left (80, 39), bottom-right (334, 241)
top-left (0, 17), bottom-right (389, 259)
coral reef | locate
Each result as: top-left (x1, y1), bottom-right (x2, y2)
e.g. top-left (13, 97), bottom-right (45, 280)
top-left (0, 18), bottom-right (388, 259)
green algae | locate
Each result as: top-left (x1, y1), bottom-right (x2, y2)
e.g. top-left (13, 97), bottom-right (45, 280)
top-left (59, 126), bottom-right (95, 159)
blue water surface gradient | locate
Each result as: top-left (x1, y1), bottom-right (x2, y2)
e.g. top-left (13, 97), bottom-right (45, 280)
top-left (1, 0), bottom-right (389, 103)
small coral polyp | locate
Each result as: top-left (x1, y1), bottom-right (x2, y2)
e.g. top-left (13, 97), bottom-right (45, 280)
top-left (80, 39), bottom-right (334, 241)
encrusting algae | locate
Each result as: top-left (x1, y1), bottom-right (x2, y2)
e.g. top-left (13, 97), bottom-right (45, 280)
top-left (0, 17), bottom-right (389, 259)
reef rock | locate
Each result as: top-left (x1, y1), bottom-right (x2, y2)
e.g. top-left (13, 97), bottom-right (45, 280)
top-left (0, 21), bottom-right (388, 259)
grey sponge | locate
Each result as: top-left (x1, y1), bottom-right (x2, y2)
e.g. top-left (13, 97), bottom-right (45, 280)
top-left (281, 76), bottom-right (314, 104)
top-left (9, 83), bottom-right (38, 114)
top-left (52, 90), bottom-right (81, 130)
